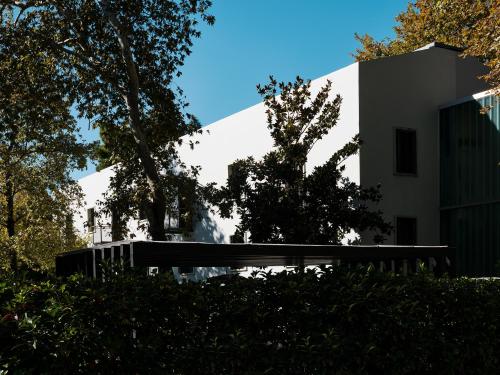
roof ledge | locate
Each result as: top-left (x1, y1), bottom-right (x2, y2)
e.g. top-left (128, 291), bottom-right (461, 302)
top-left (439, 90), bottom-right (495, 109)
top-left (414, 42), bottom-right (464, 53)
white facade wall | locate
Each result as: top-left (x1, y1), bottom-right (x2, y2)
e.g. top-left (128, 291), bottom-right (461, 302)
top-left (74, 166), bottom-right (151, 243)
top-left (76, 63), bottom-right (360, 244)
top-left (74, 166), bottom-right (113, 243)
top-left (177, 62), bottom-right (360, 243)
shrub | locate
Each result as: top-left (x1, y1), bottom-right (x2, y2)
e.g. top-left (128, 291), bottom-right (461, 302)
top-left (0, 267), bottom-right (499, 374)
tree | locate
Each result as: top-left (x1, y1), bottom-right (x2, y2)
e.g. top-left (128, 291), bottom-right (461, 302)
top-left (1, 0), bottom-right (214, 241)
top-left (0, 26), bottom-right (91, 270)
top-left (208, 77), bottom-right (392, 244)
top-left (353, 0), bottom-right (499, 93)
top-left (0, 193), bottom-right (88, 272)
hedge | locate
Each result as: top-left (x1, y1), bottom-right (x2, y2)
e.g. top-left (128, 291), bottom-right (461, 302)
top-left (1, 267), bottom-right (499, 374)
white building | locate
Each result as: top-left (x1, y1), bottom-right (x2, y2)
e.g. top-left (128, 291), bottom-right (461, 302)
top-left (75, 43), bottom-right (489, 250)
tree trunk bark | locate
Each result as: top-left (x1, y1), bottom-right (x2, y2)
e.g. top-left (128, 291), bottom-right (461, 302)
top-left (5, 171), bottom-right (17, 270)
top-left (123, 91), bottom-right (167, 241)
top-left (103, 5), bottom-right (167, 241)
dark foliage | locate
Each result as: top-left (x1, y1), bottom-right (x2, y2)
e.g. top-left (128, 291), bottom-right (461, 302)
top-left (1, 268), bottom-right (499, 374)
top-left (1, 1), bottom-right (214, 240)
top-left (207, 76), bottom-right (392, 244)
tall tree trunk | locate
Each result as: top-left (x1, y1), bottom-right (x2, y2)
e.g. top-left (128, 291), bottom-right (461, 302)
top-left (5, 171), bottom-right (17, 270)
top-left (103, 4), bottom-right (167, 240)
top-left (124, 91), bottom-right (167, 241)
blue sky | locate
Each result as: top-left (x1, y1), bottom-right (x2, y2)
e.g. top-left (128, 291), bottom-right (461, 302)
top-left (74, 0), bottom-right (408, 179)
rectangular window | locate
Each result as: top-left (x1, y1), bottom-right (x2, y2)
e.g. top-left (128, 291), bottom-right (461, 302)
top-left (165, 196), bottom-right (180, 231)
top-left (396, 217), bottom-right (417, 245)
top-left (164, 195), bottom-right (193, 233)
top-left (394, 128), bottom-right (417, 175)
top-left (86, 208), bottom-right (95, 233)
top-left (228, 163), bottom-right (234, 178)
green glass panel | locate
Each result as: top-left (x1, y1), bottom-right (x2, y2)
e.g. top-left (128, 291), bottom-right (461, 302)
top-left (440, 95), bottom-right (500, 276)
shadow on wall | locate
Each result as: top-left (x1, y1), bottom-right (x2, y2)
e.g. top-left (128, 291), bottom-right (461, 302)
top-left (176, 209), bottom-right (234, 281)
top-left (440, 95), bottom-right (500, 276)
top-left (192, 208), bottom-right (227, 244)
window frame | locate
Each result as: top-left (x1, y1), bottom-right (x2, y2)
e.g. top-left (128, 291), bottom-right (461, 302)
top-left (393, 127), bottom-right (418, 177)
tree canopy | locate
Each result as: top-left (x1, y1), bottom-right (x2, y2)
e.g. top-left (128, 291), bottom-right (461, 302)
top-left (0, 25), bottom-right (91, 270)
top-left (353, 0), bottom-right (499, 93)
top-left (1, 0), bottom-right (214, 241)
top-left (208, 77), bottom-right (392, 245)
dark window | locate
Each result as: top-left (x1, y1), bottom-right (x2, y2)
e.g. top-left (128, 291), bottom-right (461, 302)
top-left (165, 196), bottom-right (179, 231)
top-left (110, 208), bottom-right (124, 242)
top-left (86, 208), bottom-right (95, 232)
top-left (395, 128), bottom-right (417, 174)
top-left (164, 195), bottom-right (193, 233)
top-left (396, 217), bottom-right (417, 245)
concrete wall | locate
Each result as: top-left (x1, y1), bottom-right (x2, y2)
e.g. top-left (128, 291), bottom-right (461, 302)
top-left (358, 46), bottom-right (489, 245)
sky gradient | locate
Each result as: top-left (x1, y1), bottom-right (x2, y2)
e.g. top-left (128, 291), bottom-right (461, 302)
top-left (74, 0), bottom-right (408, 179)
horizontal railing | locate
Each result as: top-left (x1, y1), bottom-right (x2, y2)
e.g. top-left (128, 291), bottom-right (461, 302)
top-left (56, 241), bottom-right (454, 278)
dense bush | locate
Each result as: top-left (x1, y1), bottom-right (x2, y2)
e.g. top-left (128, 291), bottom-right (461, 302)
top-left (1, 267), bottom-right (499, 374)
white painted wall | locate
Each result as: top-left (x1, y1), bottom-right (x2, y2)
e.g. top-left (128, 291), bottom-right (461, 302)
top-left (177, 62), bottom-right (360, 243)
top-left (74, 166), bottom-right (150, 243)
top-left (74, 167), bottom-right (112, 244)
top-left (75, 63), bottom-right (360, 245)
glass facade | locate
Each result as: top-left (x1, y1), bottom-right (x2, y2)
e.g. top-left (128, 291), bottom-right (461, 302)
top-left (440, 94), bottom-right (500, 276)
